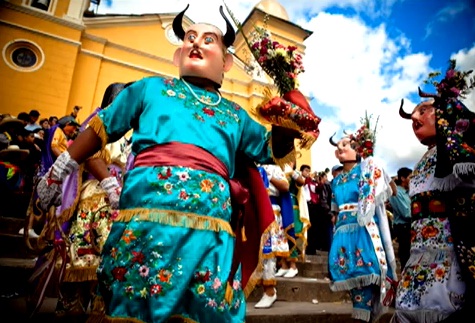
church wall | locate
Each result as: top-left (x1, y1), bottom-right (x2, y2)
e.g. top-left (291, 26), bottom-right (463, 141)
top-left (0, 20), bottom-right (79, 119)
top-left (0, 0), bottom-right (313, 169)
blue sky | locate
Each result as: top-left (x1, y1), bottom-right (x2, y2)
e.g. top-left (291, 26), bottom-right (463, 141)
top-left (96, 0), bottom-right (475, 176)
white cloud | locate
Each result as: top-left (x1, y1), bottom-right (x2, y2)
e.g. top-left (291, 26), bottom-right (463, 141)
top-left (96, 0), bottom-right (475, 176)
top-left (296, 11), bottom-right (433, 175)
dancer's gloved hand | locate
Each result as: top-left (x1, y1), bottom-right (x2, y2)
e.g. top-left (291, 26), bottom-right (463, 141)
top-left (100, 176), bottom-right (121, 209)
top-left (36, 151), bottom-right (79, 210)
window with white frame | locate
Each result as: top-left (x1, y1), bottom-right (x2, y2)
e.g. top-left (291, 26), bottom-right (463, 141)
top-left (24, 0), bottom-right (55, 12)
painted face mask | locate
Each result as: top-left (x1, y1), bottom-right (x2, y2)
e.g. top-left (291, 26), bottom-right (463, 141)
top-left (172, 5), bottom-right (235, 88)
top-left (410, 101), bottom-right (436, 145)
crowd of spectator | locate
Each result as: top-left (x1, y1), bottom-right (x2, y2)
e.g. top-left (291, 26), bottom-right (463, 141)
top-left (0, 108), bottom-right (81, 234)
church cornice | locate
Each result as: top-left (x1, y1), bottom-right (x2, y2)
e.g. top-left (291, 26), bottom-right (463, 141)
top-left (1, 1), bottom-right (85, 31)
top-left (0, 19), bottom-right (81, 47)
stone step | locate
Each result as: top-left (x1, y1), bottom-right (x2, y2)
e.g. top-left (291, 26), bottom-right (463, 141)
top-left (0, 233), bottom-right (39, 258)
top-left (248, 277), bottom-right (350, 303)
top-left (0, 297), bottom-right (393, 323)
top-left (0, 216), bottom-right (27, 235)
top-left (247, 301), bottom-right (393, 323)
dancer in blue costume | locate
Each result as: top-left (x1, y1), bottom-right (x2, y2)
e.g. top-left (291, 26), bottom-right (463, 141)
top-left (328, 115), bottom-right (397, 322)
top-left (34, 4), bottom-right (319, 323)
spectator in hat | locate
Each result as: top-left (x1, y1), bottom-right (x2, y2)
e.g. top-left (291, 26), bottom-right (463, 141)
top-left (70, 105), bottom-right (82, 124)
top-left (25, 109), bottom-right (42, 132)
top-left (331, 164), bottom-right (343, 182)
top-left (0, 115), bottom-right (24, 148)
top-left (51, 116), bottom-right (80, 158)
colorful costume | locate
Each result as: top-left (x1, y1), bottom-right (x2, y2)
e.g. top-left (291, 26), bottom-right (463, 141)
top-left (391, 146), bottom-right (466, 322)
top-left (55, 137), bottom-right (130, 316)
top-left (329, 157), bottom-right (396, 322)
top-left (259, 164), bottom-right (291, 287)
top-left (283, 164), bottom-right (310, 260)
top-left (392, 61), bottom-right (474, 322)
top-left (85, 76), bottom-right (276, 323)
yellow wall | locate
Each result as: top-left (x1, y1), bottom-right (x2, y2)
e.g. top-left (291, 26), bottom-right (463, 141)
top-left (0, 0), bottom-right (312, 167)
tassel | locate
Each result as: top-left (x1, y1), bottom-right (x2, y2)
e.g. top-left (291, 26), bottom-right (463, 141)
top-left (241, 226), bottom-right (247, 242)
top-left (224, 281), bottom-right (234, 304)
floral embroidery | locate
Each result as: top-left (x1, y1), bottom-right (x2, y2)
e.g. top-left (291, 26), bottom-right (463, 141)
top-left (162, 77), bottom-right (242, 128)
top-left (99, 235), bottom-right (182, 300)
top-left (190, 267), bottom-right (243, 312)
top-left (150, 166), bottom-right (232, 222)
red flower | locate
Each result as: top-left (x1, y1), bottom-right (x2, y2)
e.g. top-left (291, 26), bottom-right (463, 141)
top-left (112, 266), bottom-right (128, 281)
top-left (158, 168), bottom-right (172, 180)
top-left (151, 284), bottom-right (163, 295)
top-left (202, 107), bottom-right (215, 116)
top-left (132, 251), bottom-right (145, 264)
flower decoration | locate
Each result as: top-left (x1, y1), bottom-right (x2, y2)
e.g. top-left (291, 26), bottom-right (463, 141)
top-left (419, 60), bottom-right (475, 185)
top-left (224, 2), bottom-right (320, 150)
top-left (246, 17), bottom-right (305, 96)
top-left (351, 111), bottom-right (379, 159)
top-left (423, 59), bottom-right (475, 100)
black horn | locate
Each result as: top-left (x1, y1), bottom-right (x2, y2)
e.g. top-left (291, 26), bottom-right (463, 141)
top-left (172, 4), bottom-right (189, 41)
top-left (219, 5), bottom-right (236, 47)
top-left (418, 87), bottom-right (436, 98)
top-left (329, 132), bottom-right (338, 147)
top-left (398, 99), bottom-right (412, 120)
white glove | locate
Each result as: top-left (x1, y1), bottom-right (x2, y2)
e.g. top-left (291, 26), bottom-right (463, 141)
top-left (36, 151), bottom-right (79, 210)
top-left (291, 171), bottom-right (300, 180)
top-left (100, 176), bottom-right (121, 210)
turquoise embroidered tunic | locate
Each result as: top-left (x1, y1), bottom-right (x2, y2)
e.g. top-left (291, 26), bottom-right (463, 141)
top-left (89, 77), bottom-right (273, 323)
top-left (328, 161), bottom-right (396, 322)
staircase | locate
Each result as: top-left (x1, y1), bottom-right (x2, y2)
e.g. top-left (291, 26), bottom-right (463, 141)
top-left (0, 214), bottom-right (396, 322)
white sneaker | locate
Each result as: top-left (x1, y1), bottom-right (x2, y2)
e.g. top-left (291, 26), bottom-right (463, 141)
top-left (254, 289), bottom-right (277, 309)
top-left (283, 268), bottom-right (298, 278)
top-left (19, 228), bottom-right (39, 238)
top-left (275, 268), bottom-right (289, 277)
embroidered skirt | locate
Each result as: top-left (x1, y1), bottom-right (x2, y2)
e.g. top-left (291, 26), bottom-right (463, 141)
top-left (392, 191), bottom-right (466, 323)
top-left (88, 166), bottom-right (245, 323)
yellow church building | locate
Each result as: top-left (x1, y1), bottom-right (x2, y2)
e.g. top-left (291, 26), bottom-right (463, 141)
top-left (0, 0), bottom-right (313, 166)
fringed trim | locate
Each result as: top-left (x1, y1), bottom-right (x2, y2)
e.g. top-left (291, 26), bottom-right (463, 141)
top-left (224, 281), bottom-right (234, 304)
top-left (357, 203), bottom-right (375, 227)
top-left (168, 315), bottom-right (199, 323)
top-left (453, 162), bottom-right (475, 176)
top-left (330, 274), bottom-right (381, 292)
top-left (352, 308), bottom-right (371, 322)
top-left (77, 192), bottom-right (107, 210)
top-left (87, 147), bottom-right (112, 165)
top-left (284, 223), bottom-right (296, 246)
top-left (56, 164), bottom-right (85, 225)
top-left (63, 266), bottom-right (98, 283)
top-left (334, 223), bottom-right (363, 234)
top-left (391, 309), bottom-right (451, 323)
top-left (270, 135), bottom-right (297, 169)
top-left (405, 249), bottom-right (453, 267)
top-left (248, 88), bottom-right (276, 127)
top-left (86, 314), bottom-right (146, 323)
top-left (243, 220), bottom-right (276, 298)
top-left (299, 131), bottom-right (317, 150)
top-left (87, 296), bottom-right (152, 323)
top-left (115, 208), bottom-right (235, 236)
top-left (261, 279), bottom-right (277, 287)
top-left (88, 115), bottom-right (109, 148)
top-left (432, 173), bottom-right (463, 192)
